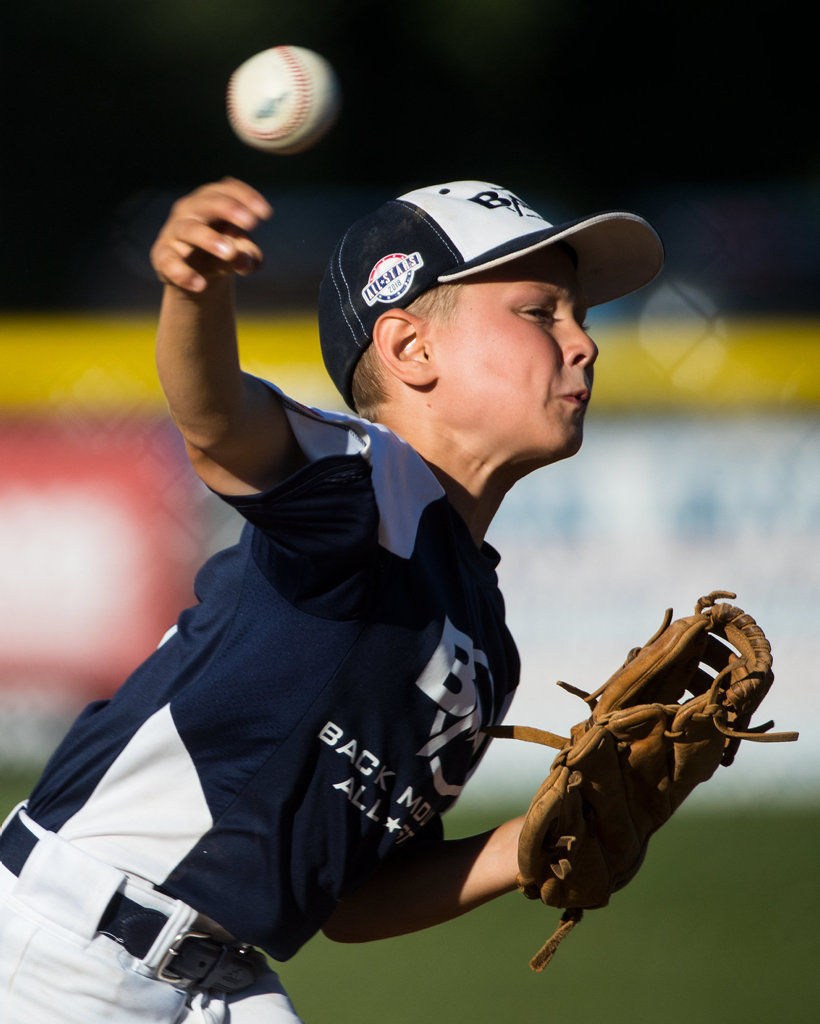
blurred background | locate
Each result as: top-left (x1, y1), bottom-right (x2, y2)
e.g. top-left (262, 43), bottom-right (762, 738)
top-left (1, 2), bottom-right (818, 1019)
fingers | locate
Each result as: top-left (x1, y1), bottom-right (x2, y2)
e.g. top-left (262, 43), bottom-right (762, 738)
top-left (150, 177), bottom-right (273, 293)
top-left (174, 178), bottom-right (273, 233)
top-left (154, 219), bottom-right (264, 292)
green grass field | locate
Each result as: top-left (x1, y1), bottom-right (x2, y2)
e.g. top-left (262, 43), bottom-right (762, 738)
top-left (2, 773), bottom-right (817, 1023)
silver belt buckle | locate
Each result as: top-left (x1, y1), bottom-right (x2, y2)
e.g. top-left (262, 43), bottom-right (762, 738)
top-left (157, 929), bottom-right (213, 984)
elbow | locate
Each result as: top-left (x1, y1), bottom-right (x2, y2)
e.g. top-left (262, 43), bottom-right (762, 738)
top-left (321, 904), bottom-right (384, 944)
top-left (175, 414), bottom-right (236, 459)
top-left (320, 910), bottom-right (364, 944)
top-left (321, 924), bottom-right (363, 944)
top-left (320, 925), bottom-right (350, 944)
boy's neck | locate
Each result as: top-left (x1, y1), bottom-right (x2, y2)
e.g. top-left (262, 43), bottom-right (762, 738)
top-left (375, 409), bottom-right (514, 548)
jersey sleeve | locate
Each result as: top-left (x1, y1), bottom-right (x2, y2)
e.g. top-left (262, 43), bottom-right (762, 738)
top-left (214, 385), bottom-right (442, 618)
top-left (276, 386), bottom-right (447, 560)
top-left (217, 385), bottom-right (371, 527)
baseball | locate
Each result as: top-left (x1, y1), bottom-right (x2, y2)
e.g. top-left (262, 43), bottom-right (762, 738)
top-left (226, 46), bottom-right (341, 155)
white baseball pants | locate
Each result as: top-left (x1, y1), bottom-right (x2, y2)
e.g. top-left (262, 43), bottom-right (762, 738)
top-left (0, 805), bottom-right (305, 1024)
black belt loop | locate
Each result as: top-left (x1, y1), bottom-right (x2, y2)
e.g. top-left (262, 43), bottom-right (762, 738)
top-left (0, 809), bottom-right (38, 876)
top-left (99, 890), bottom-right (169, 960)
top-left (0, 810), bottom-right (262, 993)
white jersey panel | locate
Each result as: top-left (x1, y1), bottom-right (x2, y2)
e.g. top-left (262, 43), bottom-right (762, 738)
top-left (281, 400), bottom-right (367, 461)
top-left (56, 703), bottom-right (212, 883)
top-left (359, 419), bottom-right (445, 559)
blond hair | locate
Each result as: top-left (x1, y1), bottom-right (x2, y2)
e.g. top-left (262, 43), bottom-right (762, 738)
top-left (351, 283), bottom-right (462, 421)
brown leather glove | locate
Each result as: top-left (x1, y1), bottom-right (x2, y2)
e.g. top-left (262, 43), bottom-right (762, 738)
top-left (488, 591), bottom-right (798, 971)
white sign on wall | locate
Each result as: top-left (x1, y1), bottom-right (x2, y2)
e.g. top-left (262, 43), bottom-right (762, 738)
top-left (472, 413), bottom-right (820, 807)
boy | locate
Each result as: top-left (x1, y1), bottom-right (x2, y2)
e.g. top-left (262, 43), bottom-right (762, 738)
top-left (0, 178), bottom-right (663, 1022)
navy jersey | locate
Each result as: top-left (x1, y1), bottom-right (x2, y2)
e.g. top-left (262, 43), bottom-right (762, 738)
top-left (26, 390), bottom-right (520, 961)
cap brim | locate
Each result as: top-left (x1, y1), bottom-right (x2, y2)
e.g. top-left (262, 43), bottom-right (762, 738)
top-left (437, 211), bottom-right (664, 306)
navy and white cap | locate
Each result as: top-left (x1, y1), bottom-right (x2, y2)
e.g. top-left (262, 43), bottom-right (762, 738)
top-left (318, 180), bottom-right (664, 407)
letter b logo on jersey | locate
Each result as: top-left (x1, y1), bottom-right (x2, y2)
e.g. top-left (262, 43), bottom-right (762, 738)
top-left (414, 617), bottom-right (491, 798)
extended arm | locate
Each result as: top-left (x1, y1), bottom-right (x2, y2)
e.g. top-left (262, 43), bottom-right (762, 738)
top-left (150, 178), bottom-right (306, 494)
top-left (322, 815), bottom-right (523, 942)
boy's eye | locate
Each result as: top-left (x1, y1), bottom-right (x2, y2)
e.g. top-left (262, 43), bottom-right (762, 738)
top-left (524, 308), bottom-right (591, 335)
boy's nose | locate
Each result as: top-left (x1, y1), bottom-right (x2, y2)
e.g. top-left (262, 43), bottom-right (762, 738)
top-left (565, 325), bottom-right (598, 367)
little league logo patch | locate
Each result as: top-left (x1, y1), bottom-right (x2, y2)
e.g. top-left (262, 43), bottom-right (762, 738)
top-left (362, 252), bottom-right (424, 307)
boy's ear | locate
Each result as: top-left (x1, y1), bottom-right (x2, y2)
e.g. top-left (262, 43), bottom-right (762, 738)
top-left (371, 308), bottom-right (437, 389)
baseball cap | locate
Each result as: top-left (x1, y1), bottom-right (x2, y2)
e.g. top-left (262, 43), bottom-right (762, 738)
top-left (318, 180), bottom-right (664, 407)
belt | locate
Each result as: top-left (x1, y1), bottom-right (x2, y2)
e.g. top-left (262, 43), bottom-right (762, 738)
top-left (0, 810), bottom-right (263, 993)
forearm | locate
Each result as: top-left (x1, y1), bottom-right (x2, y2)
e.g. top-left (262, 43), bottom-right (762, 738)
top-left (155, 277), bottom-right (244, 448)
top-left (150, 179), bottom-right (304, 493)
top-left (322, 815), bottom-right (524, 943)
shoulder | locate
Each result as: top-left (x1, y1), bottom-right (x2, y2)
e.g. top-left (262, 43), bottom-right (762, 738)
top-left (271, 385), bottom-right (446, 559)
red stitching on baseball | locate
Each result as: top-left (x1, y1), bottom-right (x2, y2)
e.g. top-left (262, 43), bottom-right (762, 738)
top-left (227, 46), bottom-right (316, 144)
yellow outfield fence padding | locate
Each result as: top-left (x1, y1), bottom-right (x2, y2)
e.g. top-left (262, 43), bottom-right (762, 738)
top-left (0, 314), bottom-right (818, 412)
top-left (0, 314), bottom-right (334, 413)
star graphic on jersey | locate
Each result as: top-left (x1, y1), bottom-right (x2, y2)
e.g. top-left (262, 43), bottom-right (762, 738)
top-left (385, 817), bottom-right (401, 833)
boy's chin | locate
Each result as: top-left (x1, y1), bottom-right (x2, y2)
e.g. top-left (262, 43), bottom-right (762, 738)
top-left (512, 432), bottom-right (585, 477)
top-left (545, 429), bottom-right (585, 465)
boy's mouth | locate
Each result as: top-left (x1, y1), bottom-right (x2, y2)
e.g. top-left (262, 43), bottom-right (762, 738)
top-left (563, 387), bottom-right (591, 407)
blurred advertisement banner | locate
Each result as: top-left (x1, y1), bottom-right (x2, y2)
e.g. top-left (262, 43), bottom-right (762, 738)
top-left (0, 419), bottom-right (199, 700)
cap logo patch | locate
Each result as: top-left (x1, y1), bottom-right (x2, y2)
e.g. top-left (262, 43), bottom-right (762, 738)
top-left (362, 252), bottom-right (424, 306)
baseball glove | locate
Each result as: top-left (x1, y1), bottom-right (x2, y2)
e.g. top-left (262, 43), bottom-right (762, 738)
top-left (487, 591), bottom-right (798, 972)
